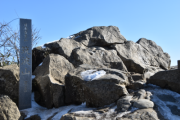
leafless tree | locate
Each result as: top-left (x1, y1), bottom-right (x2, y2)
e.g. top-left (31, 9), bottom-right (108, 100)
top-left (0, 19), bottom-right (41, 66)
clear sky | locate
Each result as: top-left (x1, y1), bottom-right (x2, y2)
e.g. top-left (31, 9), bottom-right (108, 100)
top-left (0, 0), bottom-right (179, 66)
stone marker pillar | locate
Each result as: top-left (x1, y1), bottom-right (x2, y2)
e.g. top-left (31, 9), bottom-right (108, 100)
top-left (178, 60), bottom-right (180, 69)
top-left (19, 19), bottom-right (32, 110)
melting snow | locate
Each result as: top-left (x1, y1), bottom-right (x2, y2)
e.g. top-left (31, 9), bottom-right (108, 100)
top-left (145, 84), bottom-right (180, 120)
top-left (81, 70), bottom-right (106, 81)
top-left (25, 76), bottom-right (180, 120)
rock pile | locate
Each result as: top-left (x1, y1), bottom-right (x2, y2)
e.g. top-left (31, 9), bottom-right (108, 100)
top-left (1, 26), bottom-right (178, 120)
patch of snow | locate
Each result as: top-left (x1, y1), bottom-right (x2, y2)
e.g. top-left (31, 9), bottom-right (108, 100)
top-left (51, 105), bottom-right (78, 120)
top-left (21, 93), bottom-right (78, 120)
top-left (145, 84), bottom-right (180, 120)
top-left (67, 35), bottom-right (74, 39)
top-left (81, 70), bottom-right (106, 81)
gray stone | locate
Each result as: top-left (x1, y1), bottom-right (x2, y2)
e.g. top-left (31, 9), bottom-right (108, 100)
top-left (133, 99), bottom-right (154, 109)
top-left (0, 64), bottom-right (19, 105)
top-left (137, 38), bottom-right (171, 70)
top-left (0, 95), bottom-right (21, 120)
top-left (114, 38), bottom-right (171, 73)
top-left (69, 47), bottom-right (128, 71)
top-left (65, 66), bottom-right (129, 107)
top-left (73, 26), bottom-right (126, 47)
top-left (117, 108), bottom-right (160, 120)
top-left (148, 69), bottom-right (180, 94)
top-left (33, 54), bottom-right (74, 84)
top-left (19, 19), bottom-right (32, 110)
top-left (117, 96), bottom-right (132, 112)
top-left (128, 81), bottom-right (145, 90)
top-left (34, 74), bottom-right (65, 109)
top-left (44, 38), bottom-right (86, 59)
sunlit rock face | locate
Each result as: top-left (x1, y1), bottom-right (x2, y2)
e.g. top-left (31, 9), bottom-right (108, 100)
top-left (148, 69), bottom-right (180, 94)
top-left (2, 25), bottom-right (177, 120)
top-left (65, 65), bottom-right (130, 107)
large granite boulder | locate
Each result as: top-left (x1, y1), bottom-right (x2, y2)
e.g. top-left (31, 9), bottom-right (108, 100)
top-left (0, 95), bottom-right (21, 120)
top-left (73, 26), bottom-right (127, 47)
top-left (114, 38), bottom-right (170, 73)
top-left (34, 74), bottom-right (65, 109)
top-left (44, 38), bottom-right (86, 59)
top-left (69, 47), bottom-right (128, 71)
top-left (65, 65), bottom-right (129, 107)
top-left (0, 64), bottom-right (19, 105)
top-left (148, 69), bottom-right (180, 94)
top-left (137, 38), bottom-right (171, 70)
top-left (33, 54), bottom-right (74, 84)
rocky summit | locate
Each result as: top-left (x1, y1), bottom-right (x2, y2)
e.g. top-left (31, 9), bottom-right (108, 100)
top-left (1, 26), bottom-right (179, 120)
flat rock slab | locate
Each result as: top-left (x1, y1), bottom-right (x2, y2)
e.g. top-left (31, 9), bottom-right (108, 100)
top-left (133, 99), bottom-right (154, 109)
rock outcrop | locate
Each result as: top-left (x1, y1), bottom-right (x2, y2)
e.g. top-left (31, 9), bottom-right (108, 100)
top-left (73, 26), bottom-right (127, 47)
top-left (0, 25), bottom-right (175, 119)
top-left (0, 64), bottom-right (19, 105)
top-left (44, 38), bottom-right (86, 59)
top-left (65, 65), bottom-right (129, 107)
top-left (33, 54), bottom-right (74, 108)
top-left (148, 69), bottom-right (180, 94)
top-left (69, 47), bottom-right (128, 71)
top-left (33, 54), bottom-right (74, 84)
top-left (0, 95), bottom-right (21, 120)
top-left (114, 38), bottom-right (170, 73)
top-left (34, 74), bottom-right (65, 109)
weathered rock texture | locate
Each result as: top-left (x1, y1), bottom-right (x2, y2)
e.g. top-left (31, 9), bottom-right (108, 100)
top-left (34, 74), bottom-right (65, 109)
top-left (117, 96), bottom-right (132, 112)
top-left (69, 47), bottom-right (127, 71)
top-left (33, 54), bottom-right (74, 84)
top-left (132, 99), bottom-right (154, 109)
top-left (73, 26), bottom-right (127, 47)
top-left (148, 69), bottom-right (180, 94)
top-left (137, 38), bottom-right (171, 70)
top-left (44, 38), bottom-right (86, 59)
top-left (65, 65), bottom-right (129, 107)
top-left (0, 95), bottom-right (21, 120)
top-left (114, 38), bottom-right (170, 73)
top-left (0, 64), bottom-right (19, 105)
